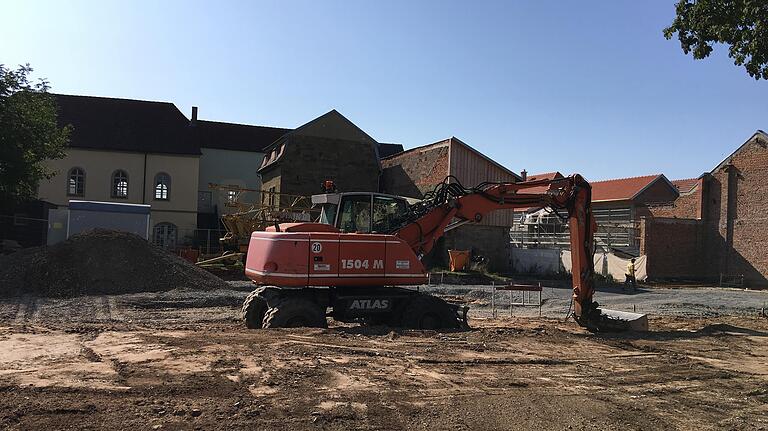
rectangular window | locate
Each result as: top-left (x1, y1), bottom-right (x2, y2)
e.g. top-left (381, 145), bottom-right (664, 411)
top-left (338, 195), bottom-right (372, 233)
top-left (372, 196), bottom-right (406, 233)
top-left (268, 187), bottom-right (276, 207)
top-left (67, 168), bottom-right (85, 196)
top-left (13, 213), bottom-right (28, 227)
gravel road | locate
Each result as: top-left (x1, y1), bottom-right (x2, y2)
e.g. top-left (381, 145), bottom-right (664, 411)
top-left (424, 282), bottom-right (768, 320)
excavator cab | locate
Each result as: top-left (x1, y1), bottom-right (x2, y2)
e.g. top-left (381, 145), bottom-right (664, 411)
top-left (312, 192), bottom-right (411, 234)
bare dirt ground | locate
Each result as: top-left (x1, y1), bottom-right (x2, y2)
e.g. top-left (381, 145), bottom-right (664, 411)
top-left (1, 286), bottom-right (767, 430)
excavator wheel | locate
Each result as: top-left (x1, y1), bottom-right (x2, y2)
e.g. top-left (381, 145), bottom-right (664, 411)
top-left (242, 286), bottom-right (279, 329)
top-left (262, 296), bottom-right (328, 329)
top-left (397, 294), bottom-right (463, 330)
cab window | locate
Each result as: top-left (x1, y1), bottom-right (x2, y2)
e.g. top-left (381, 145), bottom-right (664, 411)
top-left (372, 196), bottom-right (407, 233)
top-left (338, 195), bottom-right (372, 233)
top-left (319, 203), bottom-right (337, 226)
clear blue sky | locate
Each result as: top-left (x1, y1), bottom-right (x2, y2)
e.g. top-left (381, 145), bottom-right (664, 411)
top-left (2, 1), bottom-right (765, 181)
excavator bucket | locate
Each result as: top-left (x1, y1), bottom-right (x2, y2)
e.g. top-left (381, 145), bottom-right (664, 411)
top-left (594, 308), bottom-right (649, 332)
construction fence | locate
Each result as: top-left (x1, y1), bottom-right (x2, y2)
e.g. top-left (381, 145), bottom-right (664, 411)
top-left (510, 247), bottom-right (648, 282)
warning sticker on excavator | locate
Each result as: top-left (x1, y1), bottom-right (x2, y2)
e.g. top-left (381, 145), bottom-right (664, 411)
top-left (314, 263), bottom-right (330, 271)
top-left (396, 260), bottom-right (410, 269)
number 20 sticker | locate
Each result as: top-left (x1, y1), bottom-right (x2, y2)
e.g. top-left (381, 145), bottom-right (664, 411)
top-left (311, 242), bottom-right (322, 253)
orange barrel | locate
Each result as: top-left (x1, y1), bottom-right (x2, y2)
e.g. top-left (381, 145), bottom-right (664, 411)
top-left (448, 249), bottom-right (470, 272)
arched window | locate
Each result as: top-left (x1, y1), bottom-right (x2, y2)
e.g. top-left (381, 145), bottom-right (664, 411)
top-left (111, 170), bottom-right (129, 198)
top-left (153, 222), bottom-right (178, 249)
top-left (154, 173), bottom-right (171, 200)
top-left (67, 167), bottom-right (85, 196)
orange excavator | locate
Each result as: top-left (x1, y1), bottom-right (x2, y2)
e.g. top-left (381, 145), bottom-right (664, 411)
top-left (242, 175), bottom-right (647, 331)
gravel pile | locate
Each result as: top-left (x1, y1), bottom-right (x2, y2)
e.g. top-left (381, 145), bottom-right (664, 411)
top-left (0, 229), bottom-right (231, 297)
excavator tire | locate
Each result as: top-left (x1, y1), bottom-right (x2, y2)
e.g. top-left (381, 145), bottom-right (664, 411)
top-left (262, 296), bottom-right (328, 329)
top-left (242, 286), bottom-right (279, 329)
top-left (397, 294), bottom-right (462, 330)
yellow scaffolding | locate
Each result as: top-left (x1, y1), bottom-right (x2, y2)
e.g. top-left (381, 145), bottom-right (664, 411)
top-left (208, 183), bottom-right (321, 250)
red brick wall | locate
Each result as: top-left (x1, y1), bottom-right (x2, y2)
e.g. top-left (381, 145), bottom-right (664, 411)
top-left (638, 132), bottom-right (768, 286)
top-left (381, 143), bottom-right (449, 199)
top-left (703, 134), bottom-right (768, 286)
top-left (640, 217), bottom-right (704, 280)
top-left (381, 139), bottom-right (518, 227)
top-left (645, 181), bottom-right (703, 219)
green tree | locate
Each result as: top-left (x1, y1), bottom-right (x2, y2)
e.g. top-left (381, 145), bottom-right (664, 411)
top-left (664, 0), bottom-right (768, 80)
top-left (0, 64), bottom-right (70, 206)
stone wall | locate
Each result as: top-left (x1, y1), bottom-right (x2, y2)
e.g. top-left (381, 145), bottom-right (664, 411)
top-left (260, 135), bottom-right (381, 202)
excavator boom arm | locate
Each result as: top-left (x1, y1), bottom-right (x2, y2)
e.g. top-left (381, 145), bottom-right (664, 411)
top-left (394, 175), bottom-right (612, 329)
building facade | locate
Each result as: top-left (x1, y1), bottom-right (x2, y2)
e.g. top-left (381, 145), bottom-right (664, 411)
top-left (258, 110), bottom-right (388, 203)
top-left (381, 137), bottom-right (521, 272)
top-left (701, 131), bottom-right (768, 285)
top-left (511, 173), bottom-right (681, 254)
top-left (13, 96), bottom-right (405, 250)
top-left (192, 114), bottom-right (289, 227)
top-left (36, 95), bottom-right (201, 247)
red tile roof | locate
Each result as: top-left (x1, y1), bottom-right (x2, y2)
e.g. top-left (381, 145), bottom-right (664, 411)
top-left (590, 174), bottom-right (663, 202)
top-left (671, 178), bottom-right (698, 193)
top-left (517, 173), bottom-right (677, 210)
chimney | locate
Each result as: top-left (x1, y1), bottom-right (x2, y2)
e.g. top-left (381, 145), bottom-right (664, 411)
top-left (521, 169), bottom-right (528, 181)
top-left (191, 106), bottom-right (198, 124)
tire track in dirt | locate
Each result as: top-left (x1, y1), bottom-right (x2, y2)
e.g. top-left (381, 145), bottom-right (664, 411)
top-left (13, 297), bottom-right (38, 325)
top-left (30, 298), bottom-right (45, 324)
top-left (94, 297), bottom-right (109, 321)
top-left (107, 297), bottom-right (122, 322)
top-left (13, 299), bottom-right (29, 325)
top-left (30, 298), bottom-right (50, 324)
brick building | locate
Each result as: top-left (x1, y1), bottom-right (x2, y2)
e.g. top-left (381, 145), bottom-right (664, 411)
top-left (643, 177), bottom-right (706, 220)
top-left (591, 174), bottom-right (679, 218)
top-left (638, 130), bottom-right (768, 286)
top-left (258, 110), bottom-right (402, 204)
top-left (381, 137), bottom-right (521, 272)
top-left (512, 173), bottom-right (680, 253)
top-left (701, 130), bottom-right (768, 285)
top-left (591, 174), bottom-right (679, 253)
